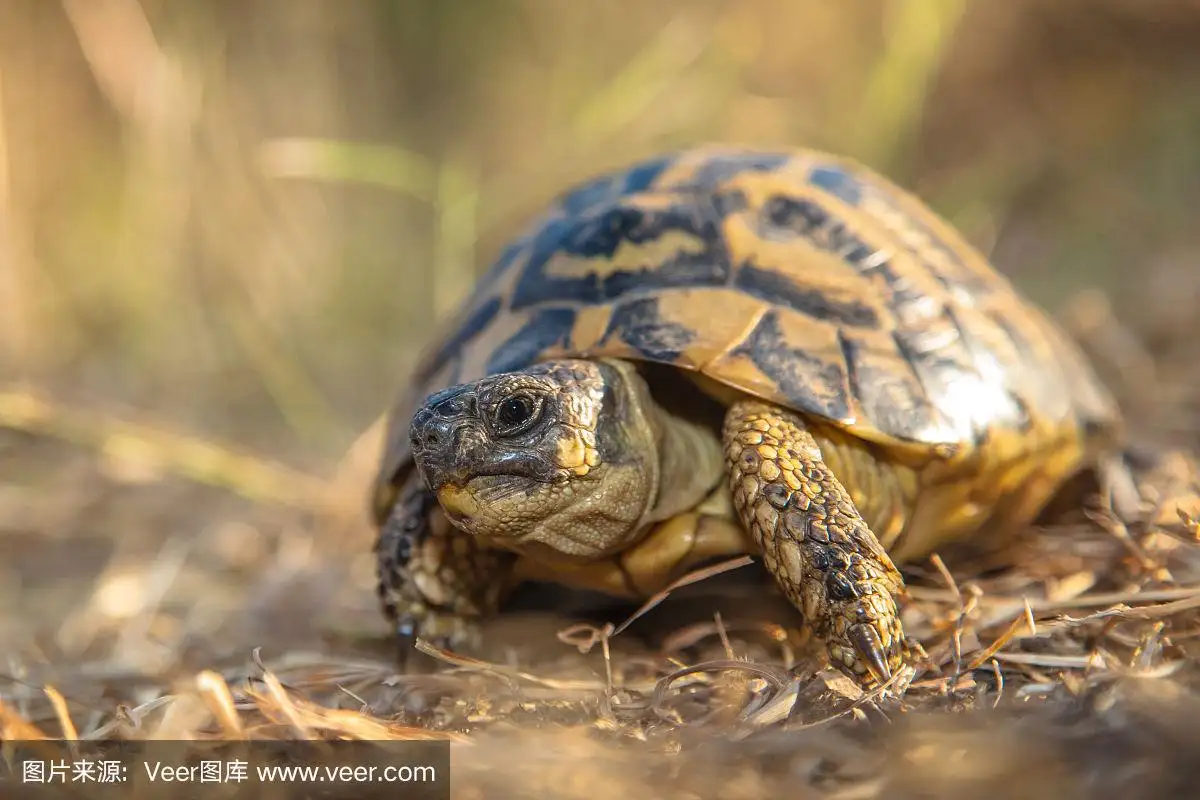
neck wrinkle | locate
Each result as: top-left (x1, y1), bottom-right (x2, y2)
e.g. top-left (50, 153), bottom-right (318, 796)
top-left (644, 404), bottom-right (726, 526)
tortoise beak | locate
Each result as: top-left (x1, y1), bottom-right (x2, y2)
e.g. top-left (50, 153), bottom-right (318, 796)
top-left (436, 484), bottom-right (481, 520)
top-left (408, 387), bottom-right (483, 492)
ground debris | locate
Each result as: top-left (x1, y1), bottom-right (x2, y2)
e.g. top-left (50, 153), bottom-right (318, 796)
top-left (5, 291), bottom-right (1200, 797)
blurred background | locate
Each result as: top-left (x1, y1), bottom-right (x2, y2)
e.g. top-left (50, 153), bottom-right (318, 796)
top-left (2, 0), bottom-right (1200, 704)
top-left (5, 0), bottom-right (1200, 465)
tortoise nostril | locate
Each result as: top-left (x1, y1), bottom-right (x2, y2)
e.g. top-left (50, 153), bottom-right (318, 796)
top-left (413, 418), bottom-right (459, 452)
top-left (411, 426), bottom-right (438, 450)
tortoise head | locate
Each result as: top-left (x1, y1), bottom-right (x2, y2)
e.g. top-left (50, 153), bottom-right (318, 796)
top-left (407, 359), bottom-right (662, 559)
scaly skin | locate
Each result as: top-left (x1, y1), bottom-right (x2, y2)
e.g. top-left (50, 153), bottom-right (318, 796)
top-left (374, 473), bottom-right (515, 649)
top-left (723, 399), bottom-right (909, 687)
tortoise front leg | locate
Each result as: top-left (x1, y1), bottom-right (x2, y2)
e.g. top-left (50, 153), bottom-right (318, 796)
top-left (374, 473), bottom-right (517, 652)
top-left (723, 400), bottom-right (909, 687)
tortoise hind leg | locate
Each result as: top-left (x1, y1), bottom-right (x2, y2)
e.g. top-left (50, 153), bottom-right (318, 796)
top-left (723, 400), bottom-right (909, 687)
top-left (1115, 446), bottom-right (1200, 536)
top-left (375, 474), bottom-right (518, 654)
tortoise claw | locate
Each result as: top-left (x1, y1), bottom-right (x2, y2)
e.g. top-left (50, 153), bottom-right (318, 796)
top-left (848, 622), bottom-right (892, 686)
top-left (397, 605), bottom-right (482, 653)
top-left (391, 611), bottom-right (425, 670)
top-left (392, 606), bottom-right (480, 673)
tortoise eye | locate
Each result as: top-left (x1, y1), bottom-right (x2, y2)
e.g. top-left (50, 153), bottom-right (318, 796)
top-left (494, 394), bottom-right (540, 435)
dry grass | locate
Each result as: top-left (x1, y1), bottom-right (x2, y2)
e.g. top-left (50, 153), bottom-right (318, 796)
top-left (4, 1), bottom-right (1200, 798)
top-left (4, 302), bottom-right (1200, 797)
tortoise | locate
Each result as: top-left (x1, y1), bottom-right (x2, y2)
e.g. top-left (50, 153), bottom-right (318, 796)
top-left (370, 145), bottom-right (1127, 687)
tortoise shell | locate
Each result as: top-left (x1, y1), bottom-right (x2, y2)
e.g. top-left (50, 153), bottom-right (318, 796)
top-left (372, 146), bottom-right (1121, 522)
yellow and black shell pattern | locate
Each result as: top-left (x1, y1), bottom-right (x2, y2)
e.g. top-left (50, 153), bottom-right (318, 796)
top-left (373, 146), bottom-right (1121, 520)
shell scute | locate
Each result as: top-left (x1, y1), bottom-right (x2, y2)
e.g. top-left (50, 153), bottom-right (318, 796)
top-left (373, 145), bottom-right (1123, 517)
top-left (837, 328), bottom-right (952, 445)
top-left (485, 307), bottom-right (577, 375)
top-left (707, 308), bottom-right (854, 426)
top-left (556, 153), bottom-right (676, 216)
top-left (512, 191), bottom-right (736, 311)
top-left (598, 296), bottom-right (697, 363)
top-left (652, 149), bottom-right (793, 192)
